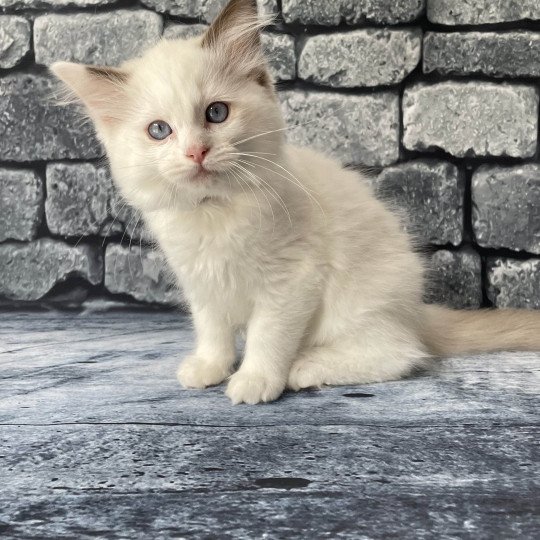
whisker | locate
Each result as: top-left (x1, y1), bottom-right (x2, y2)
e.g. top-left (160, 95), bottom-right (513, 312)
top-left (231, 102), bottom-right (347, 147)
top-left (234, 161), bottom-right (292, 227)
top-left (129, 219), bottom-right (140, 280)
top-left (233, 163), bottom-right (276, 232)
top-left (237, 152), bottom-right (316, 195)
top-left (235, 156), bottom-right (326, 221)
top-left (161, 183), bottom-right (175, 243)
top-left (139, 233), bottom-right (144, 273)
top-left (225, 170), bottom-right (234, 192)
top-left (230, 165), bottom-right (262, 232)
top-left (114, 209), bottom-right (136, 288)
top-left (232, 125), bottom-right (294, 147)
top-left (229, 150), bottom-right (277, 156)
top-left (103, 197), bottom-right (127, 248)
top-left (73, 231), bottom-right (86, 249)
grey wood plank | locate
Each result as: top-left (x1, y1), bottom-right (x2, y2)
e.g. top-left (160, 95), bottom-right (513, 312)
top-left (0, 486), bottom-right (537, 539)
top-left (1, 312), bottom-right (539, 539)
top-left (0, 312), bottom-right (188, 356)
top-left (1, 424), bottom-right (537, 493)
top-left (1, 424), bottom-right (538, 538)
top-left (0, 312), bottom-right (539, 427)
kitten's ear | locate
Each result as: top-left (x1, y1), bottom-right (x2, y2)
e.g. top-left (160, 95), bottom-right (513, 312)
top-left (202, 0), bottom-right (271, 87)
top-left (50, 61), bottom-right (129, 124)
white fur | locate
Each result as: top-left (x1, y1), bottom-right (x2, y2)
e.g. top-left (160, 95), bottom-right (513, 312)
top-left (51, 3), bottom-right (429, 404)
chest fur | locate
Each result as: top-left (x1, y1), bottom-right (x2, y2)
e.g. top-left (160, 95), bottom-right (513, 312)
top-left (147, 206), bottom-right (264, 311)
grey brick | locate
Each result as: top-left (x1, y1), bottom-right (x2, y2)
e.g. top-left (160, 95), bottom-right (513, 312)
top-left (427, 0), bottom-right (540, 25)
top-left (262, 33), bottom-right (296, 81)
top-left (258, 0), bottom-right (278, 16)
top-left (487, 258), bottom-right (540, 309)
top-left (472, 164), bottom-right (540, 255)
top-left (34, 11), bottom-right (163, 67)
top-left (141, 0), bottom-right (277, 22)
top-left (424, 32), bottom-right (540, 78)
top-left (282, 0), bottom-right (424, 25)
top-left (403, 82), bottom-right (539, 159)
top-left (104, 244), bottom-right (177, 305)
top-left (45, 162), bottom-right (113, 237)
top-left (376, 160), bottom-right (464, 246)
top-left (0, 16), bottom-right (30, 69)
top-left (45, 162), bottom-right (150, 241)
top-left (425, 249), bottom-right (482, 309)
top-left (140, 0), bottom-right (202, 18)
top-left (0, 74), bottom-right (101, 161)
top-left (0, 0), bottom-right (117, 8)
top-left (0, 239), bottom-right (102, 301)
top-left (163, 23), bottom-right (208, 41)
top-left (0, 168), bottom-right (43, 242)
top-left (279, 90), bottom-right (399, 167)
top-left (299, 29), bottom-right (421, 88)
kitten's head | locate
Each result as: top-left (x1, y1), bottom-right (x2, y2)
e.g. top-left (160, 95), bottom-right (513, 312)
top-left (51, 0), bottom-right (285, 211)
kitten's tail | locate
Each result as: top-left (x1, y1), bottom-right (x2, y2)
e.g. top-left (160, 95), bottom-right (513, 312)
top-left (421, 305), bottom-right (540, 356)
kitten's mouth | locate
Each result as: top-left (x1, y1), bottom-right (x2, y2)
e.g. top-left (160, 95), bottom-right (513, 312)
top-left (191, 165), bottom-right (212, 182)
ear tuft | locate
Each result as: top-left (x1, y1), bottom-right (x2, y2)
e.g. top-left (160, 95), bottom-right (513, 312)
top-left (202, 0), bottom-right (261, 50)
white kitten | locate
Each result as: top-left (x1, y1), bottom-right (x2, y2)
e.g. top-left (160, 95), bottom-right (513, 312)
top-left (53, 0), bottom-right (540, 404)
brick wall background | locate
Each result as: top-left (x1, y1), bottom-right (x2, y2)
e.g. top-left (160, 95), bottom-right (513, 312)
top-left (0, 0), bottom-right (539, 311)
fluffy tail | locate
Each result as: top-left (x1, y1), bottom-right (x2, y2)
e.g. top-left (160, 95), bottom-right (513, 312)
top-left (421, 305), bottom-right (540, 357)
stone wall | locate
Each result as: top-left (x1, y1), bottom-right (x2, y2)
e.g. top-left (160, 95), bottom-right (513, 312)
top-left (0, 0), bottom-right (539, 310)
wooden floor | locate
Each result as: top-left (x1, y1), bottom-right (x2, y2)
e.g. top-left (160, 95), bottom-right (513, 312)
top-left (0, 311), bottom-right (538, 539)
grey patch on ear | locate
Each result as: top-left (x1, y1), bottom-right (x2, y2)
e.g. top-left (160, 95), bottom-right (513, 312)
top-left (252, 68), bottom-right (272, 88)
top-left (86, 66), bottom-right (128, 85)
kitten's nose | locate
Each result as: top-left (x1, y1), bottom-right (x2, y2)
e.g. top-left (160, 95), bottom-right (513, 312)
top-left (186, 145), bottom-right (209, 164)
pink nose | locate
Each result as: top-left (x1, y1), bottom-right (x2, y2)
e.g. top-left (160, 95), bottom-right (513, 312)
top-left (186, 145), bottom-right (209, 164)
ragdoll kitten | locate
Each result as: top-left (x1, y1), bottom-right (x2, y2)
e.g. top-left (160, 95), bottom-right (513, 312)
top-left (53, 0), bottom-right (540, 404)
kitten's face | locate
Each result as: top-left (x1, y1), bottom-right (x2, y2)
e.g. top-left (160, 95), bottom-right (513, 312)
top-left (109, 39), bottom-right (283, 211)
top-left (52, 0), bottom-right (284, 212)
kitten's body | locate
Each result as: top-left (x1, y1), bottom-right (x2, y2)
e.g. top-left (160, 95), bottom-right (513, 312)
top-left (143, 145), bottom-right (426, 398)
top-left (53, 0), bottom-right (540, 404)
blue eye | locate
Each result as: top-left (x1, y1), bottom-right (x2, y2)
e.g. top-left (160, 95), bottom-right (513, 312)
top-left (148, 120), bottom-right (172, 140)
top-left (206, 102), bottom-right (229, 123)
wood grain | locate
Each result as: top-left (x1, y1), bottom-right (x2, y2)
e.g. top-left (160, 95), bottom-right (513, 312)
top-left (0, 312), bottom-right (538, 538)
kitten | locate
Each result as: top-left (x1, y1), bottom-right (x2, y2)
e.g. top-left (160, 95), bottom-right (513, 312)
top-left (52, 0), bottom-right (540, 404)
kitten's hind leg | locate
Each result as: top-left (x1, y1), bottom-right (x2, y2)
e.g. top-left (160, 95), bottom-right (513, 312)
top-left (288, 336), bottom-right (426, 390)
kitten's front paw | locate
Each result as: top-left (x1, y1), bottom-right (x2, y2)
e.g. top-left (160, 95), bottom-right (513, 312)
top-left (177, 355), bottom-right (231, 389)
top-left (225, 371), bottom-right (285, 405)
